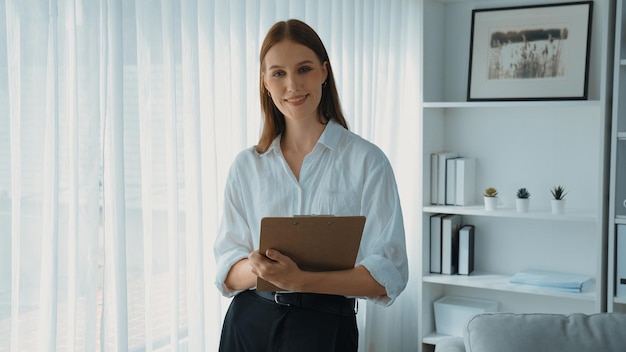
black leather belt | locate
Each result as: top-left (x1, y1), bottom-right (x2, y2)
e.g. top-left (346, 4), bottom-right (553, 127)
top-left (253, 290), bottom-right (357, 316)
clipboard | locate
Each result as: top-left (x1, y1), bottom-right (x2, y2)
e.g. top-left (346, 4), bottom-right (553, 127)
top-left (256, 215), bottom-right (366, 292)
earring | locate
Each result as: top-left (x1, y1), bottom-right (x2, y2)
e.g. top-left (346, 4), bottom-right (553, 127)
top-left (322, 81), bottom-right (327, 88)
top-left (267, 91), bottom-right (271, 97)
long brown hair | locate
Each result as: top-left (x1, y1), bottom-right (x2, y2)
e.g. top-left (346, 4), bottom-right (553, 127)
top-left (256, 19), bottom-right (348, 153)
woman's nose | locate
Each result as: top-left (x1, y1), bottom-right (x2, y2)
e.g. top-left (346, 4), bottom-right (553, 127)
top-left (286, 74), bottom-right (300, 91)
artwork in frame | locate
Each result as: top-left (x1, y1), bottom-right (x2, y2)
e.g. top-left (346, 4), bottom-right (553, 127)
top-left (467, 1), bottom-right (593, 101)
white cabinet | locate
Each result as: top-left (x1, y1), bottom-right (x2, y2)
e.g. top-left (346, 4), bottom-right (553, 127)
top-left (608, 0), bottom-right (626, 314)
top-left (418, 1), bottom-right (613, 351)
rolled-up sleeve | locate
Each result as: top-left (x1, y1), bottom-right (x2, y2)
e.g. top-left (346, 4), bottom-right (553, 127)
top-left (213, 161), bottom-right (253, 297)
top-left (356, 155), bottom-right (408, 306)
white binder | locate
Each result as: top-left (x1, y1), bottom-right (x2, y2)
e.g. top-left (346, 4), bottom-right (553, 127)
top-left (618, 225), bottom-right (626, 297)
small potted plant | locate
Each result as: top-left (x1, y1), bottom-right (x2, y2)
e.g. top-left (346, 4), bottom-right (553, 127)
top-left (515, 187), bottom-right (531, 213)
top-left (550, 185), bottom-right (567, 215)
top-left (484, 187), bottom-right (498, 211)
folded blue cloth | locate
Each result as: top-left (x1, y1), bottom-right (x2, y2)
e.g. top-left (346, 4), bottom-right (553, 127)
top-left (509, 269), bottom-right (592, 293)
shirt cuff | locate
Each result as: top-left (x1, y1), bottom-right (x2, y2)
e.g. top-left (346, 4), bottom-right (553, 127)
top-left (214, 250), bottom-right (250, 297)
top-left (358, 254), bottom-right (406, 306)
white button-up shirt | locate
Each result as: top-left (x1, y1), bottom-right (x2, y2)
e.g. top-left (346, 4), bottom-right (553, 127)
top-left (213, 120), bottom-right (408, 306)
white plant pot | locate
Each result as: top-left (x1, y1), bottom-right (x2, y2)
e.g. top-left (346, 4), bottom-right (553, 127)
top-left (515, 198), bottom-right (530, 213)
top-left (484, 196), bottom-right (498, 211)
top-left (551, 199), bottom-right (565, 215)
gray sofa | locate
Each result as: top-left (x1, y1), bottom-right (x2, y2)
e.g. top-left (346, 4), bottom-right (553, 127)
top-left (434, 312), bottom-right (626, 352)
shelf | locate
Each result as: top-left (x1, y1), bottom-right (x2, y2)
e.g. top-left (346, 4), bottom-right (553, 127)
top-left (620, 59), bottom-right (626, 66)
top-left (618, 132), bottom-right (626, 140)
top-left (423, 205), bottom-right (597, 222)
top-left (423, 272), bottom-right (596, 301)
top-left (616, 217), bottom-right (626, 225)
top-left (423, 333), bottom-right (455, 346)
top-left (422, 100), bottom-right (602, 109)
top-left (615, 296), bottom-right (626, 305)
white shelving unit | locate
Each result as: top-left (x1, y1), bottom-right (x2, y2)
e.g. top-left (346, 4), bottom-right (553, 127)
top-left (608, 0), bottom-right (626, 314)
top-left (418, 1), bottom-right (614, 351)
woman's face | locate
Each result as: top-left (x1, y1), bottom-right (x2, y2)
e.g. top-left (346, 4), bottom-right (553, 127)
top-left (263, 40), bottom-right (328, 123)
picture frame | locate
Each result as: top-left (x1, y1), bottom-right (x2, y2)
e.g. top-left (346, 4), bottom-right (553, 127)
top-left (467, 1), bottom-right (593, 101)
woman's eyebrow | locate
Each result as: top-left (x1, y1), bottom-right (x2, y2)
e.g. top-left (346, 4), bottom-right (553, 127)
top-left (268, 60), bottom-right (315, 71)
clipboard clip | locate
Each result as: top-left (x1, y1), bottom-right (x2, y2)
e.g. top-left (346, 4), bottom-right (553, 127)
top-left (291, 215), bottom-right (336, 226)
top-left (291, 220), bottom-right (334, 225)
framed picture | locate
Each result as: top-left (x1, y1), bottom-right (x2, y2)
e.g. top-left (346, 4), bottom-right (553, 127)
top-left (467, 1), bottom-right (593, 101)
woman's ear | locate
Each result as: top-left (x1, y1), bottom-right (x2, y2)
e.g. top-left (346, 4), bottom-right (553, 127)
top-left (322, 61), bottom-right (329, 84)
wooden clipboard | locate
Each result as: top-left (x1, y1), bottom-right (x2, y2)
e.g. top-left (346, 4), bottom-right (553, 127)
top-left (256, 215), bottom-right (366, 292)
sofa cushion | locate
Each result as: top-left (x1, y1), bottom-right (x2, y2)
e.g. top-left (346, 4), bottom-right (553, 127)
top-left (463, 312), bottom-right (626, 352)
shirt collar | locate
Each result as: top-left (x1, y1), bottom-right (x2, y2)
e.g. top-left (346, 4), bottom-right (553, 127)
top-left (265, 134), bottom-right (282, 156)
top-left (264, 119), bottom-right (343, 156)
top-left (317, 119), bottom-right (342, 150)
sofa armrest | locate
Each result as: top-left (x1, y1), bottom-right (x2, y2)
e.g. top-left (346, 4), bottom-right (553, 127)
top-left (434, 337), bottom-right (465, 352)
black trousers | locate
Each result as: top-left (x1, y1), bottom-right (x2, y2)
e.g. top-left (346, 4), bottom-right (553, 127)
top-left (219, 290), bottom-right (358, 352)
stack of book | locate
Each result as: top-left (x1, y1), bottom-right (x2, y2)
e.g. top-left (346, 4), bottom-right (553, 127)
top-left (509, 269), bottom-right (592, 293)
top-left (430, 152), bottom-right (476, 206)
top-left (430, 213), bottom-right (474, 275)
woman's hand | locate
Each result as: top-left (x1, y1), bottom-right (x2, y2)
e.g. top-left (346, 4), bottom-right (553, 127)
top-left (248, 249), bottom-right (386, 297)
top-left (249, 249), bottom-right (303, 291)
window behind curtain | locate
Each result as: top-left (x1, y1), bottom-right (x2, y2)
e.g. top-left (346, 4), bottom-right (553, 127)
top-left (0, 1), bottom-right (421, 350)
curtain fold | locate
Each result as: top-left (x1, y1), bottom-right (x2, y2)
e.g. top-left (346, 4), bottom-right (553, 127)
top-left (159, 1), bottom-right (182, 350)
top-left (0, 1), bottom-right (421, 351)
top-left (5, 1), bottom-right (22, 351)
top-left (38, 1), bottom-right (60, 350)
top-left (134, 1), bottom-right (155, 350)
top-left (102, 0), bottom-right (130, 351)
top-left (180, 0), bottom-right (207, 350)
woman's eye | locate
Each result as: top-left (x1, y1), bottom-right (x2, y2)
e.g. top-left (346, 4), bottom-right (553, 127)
top-left (299, 66), bottom-right (312, 73)
top-left (272, 71), bottom-right (285, 77)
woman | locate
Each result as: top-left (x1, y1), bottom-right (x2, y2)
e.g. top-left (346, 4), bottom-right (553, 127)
top-left (214, 19), bottom-right (408, 351)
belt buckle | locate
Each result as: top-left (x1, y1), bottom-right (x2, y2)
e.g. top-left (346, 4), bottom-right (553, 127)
top-left (274, 292), bottom-right (291, 306)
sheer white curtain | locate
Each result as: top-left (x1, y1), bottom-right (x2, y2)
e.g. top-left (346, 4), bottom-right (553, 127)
top-left (0, 0), bottom-right (421, 351)
top-left (1, 0), bottom-right (101, 351)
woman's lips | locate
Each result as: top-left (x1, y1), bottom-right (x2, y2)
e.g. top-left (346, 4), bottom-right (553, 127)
top-left (285, 95), bottom-right (308, 106)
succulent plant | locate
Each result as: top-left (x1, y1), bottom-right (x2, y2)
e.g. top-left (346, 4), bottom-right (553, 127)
top-left (550, 185), bottom-right (567, 200)
top-left (484, 187), bottom-right (498, 197)
top-left (516, 188), bottom-right (531, 199)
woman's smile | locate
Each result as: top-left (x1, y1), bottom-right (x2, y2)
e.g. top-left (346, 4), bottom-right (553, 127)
top-left (285, 94), bottom-right (309, 106)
